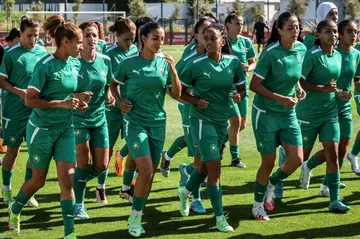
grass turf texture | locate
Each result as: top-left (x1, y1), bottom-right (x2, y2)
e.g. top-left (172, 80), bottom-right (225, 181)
top-left (1, 45), bottom-right (360, 239)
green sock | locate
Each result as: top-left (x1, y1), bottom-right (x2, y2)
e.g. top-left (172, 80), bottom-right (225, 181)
top-left (185, 163), bottom-right (194, 175)
top-left (230, 144), bottom-right (239, 160)
top-left (207, 184), bottom-right (223, 217)
top-left (185, 169), bottom-right (207, 192)
top-left (2, 168), bottom-right (14, 187)
top-left (123, 169), bottom-right (135, 186)
top-left (97, 169), bottom-right (108, 185)
top-left (192, 184), bottom-right (201, 200)
top-left (167, 136), bottom-right (187, 158)
top-left (269, 168), bottom-right (290, 186)
top-left (327, 172), bottom-right (340, 202)
top-left (132, 196), bottom-right (147, 211)
top-left (306, 154), bottom-right (322, 170)
top-left (60, 199), bottom-right (75, 237)
top-left (120, 144), bottom-right (129, 158)
top-left (351, 139), bottom-right (360, 156)
top-left (12, 189), bottom-right (32, 214)
top-left (87, 165), bottom-right (102, 182)
top-left (74, 167), bottom-right (89, 204)
top-left (254, 181), bottom-right (267, 203)
top-left (24, 167), bottom-right (32, 182)
top-left (339, 159), bottom-right (344, 169)
top-left (322, 175), bottom-right (328, 186)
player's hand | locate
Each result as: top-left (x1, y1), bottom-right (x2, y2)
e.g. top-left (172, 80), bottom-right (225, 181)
top-left (76, 91), bottom-right (93, 103)
top-left (196, 98), bottom-right (209, 109)
top-left (106, 93), bottom-right (115, 108)
top-left (336, 91), bottom-right (352, 102)
top-left (78, 101), bottom-right (88, 112)
top-left (232, 91), bottom-right (241, 103)
top-left (296, 88), bottom-right (306, 100)
top-left (63, 98), bottom-right (80, 110)
top-left (19, 89), bottom-right (27, 100)
top-left (120, 99), bottom-right (132, 114)
top-left (164, 54), bottom-right (176, 73)
top-left (355, 80), bottom-right (360, 91)
top-left (279, 96), bottom-right (297, 108)
top-left (241, 63), bottom-right (250, 72)
top-left (322, 80), bottom-right (338, 93)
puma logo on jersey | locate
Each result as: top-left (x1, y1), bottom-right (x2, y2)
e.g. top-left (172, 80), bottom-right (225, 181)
top-left (132, 70), bottom-right (140, 75)
top-left (203, 72), bottom-right (211, 78)
top-left (17, 59), bottom-right (23, 65)
top-left (321, 63), bottom-right (327, 68)
top-left (277, 59), bottom-right (283, 65)
top-left (101, 71), bottom-right (107, 78)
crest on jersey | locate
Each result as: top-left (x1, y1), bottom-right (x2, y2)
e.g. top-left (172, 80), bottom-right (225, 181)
top-left (159, 67), bottom-right (165, 76)
top-left (33, 154), bottom-right (40, 164)
top-left (210, 144), bottom-right (217, 153)
top-left (75, 130), bottom-right (81, 136)
top-left (133, 141), bottom-right (140, 151)
top-left (297, 55), bottom-right (302, 62)
top-left (303, 136), bottom-right (308, 144)
top-left (227, 68), bottom-right (233, 76)
top-left (259, 142), bottom-right (263, 149)
top-left (101, 70), bottom-right (107, 78)
top-left (10, 136), bottom-right (16, 142)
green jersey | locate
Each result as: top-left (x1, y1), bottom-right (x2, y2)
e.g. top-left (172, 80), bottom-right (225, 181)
top-left (96, 40), bottom-right (107, 53)
top-left (114, 53), bottom-right (172, 127)
top-left (104, 43), bottom-right (138, 112)
top-left (355, 43), bottom-right (360, 51)
top-left (28, 55), bottom-right (81, 128)
top-left (3, 46), bottom-right (9, 54)
top-left (303, 34), bottom-right (316, 51)
top-left (335, 47), bottom-right (360, 111)
top-left (74, 53), bottom-right (113, 128)
top-left (180, 54), bottom-right (246, 126)
top-left (253, 41), bottom-right (307, 114)
top-left (0, 43), bottom-right (46, 120)
top-left (37, 38), bottom-right (45, 47)
top-left (296, 47), bottom-right (342, 120)
top-left (182, 40), bottom-right (197, 59)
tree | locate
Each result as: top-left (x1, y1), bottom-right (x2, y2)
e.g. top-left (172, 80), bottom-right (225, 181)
top-left (233, 0), bottom-right (247, 16)
top-left (249, 2), bottom-right (264, 21)
top-left (30, 1), bottom-right (44, 20)
top-left (187, 0), bottom-right (210, 21)
top-left (4, 0), bottom-right (15, 29)
top-left (128, 0), bottom-right (147, 20)
top-left (169, 1), bottom-right (181, 20)
top-left (345, 0), bottom-right (360, 20)
top-left (72, 0), bottom-right (83, 24)
top-left (286, 0), bottom-right (310, 19)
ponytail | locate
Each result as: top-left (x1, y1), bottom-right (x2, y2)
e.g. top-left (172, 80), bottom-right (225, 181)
top-left (109, 16), bottom-right (136, 36)
top-left (94, 22), bottom-right (105, 40)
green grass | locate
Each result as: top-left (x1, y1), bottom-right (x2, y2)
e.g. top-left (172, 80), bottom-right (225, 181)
top-left (1, 45), bottom-right (360, 239)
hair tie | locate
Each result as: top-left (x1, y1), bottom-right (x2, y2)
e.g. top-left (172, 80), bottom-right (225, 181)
top-left (55, 21), bottom-right (64, 34)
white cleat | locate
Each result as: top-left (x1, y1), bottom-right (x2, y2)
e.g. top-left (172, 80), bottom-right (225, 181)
top-left (264, 183), bottom-right (275, 211)
top-left (347, 153), bottom-right (360, 174)
top-left (318, 184), bottom-right (330, 197)
top-left (26, 196), bottom-right (38, 208)
top-left (299, 162), bottom-right (312, 189)
top-left (252, 203), bottom-right (270, 221)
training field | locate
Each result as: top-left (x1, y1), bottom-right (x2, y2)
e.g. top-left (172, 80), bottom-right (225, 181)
top-left (1, 45), bottom-right (360, 239)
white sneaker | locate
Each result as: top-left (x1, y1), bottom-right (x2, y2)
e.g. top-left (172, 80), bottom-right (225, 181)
top-left (299, 162), bottom-right (312, 189)
top-left (347, 153), bottom-right (359, 173)
top-left (26, 196), bottom-right (38, 208)
top-left (318, 184), bottom-right (330, 197)
top-left (264, 183), bottom-right (275, 211)
top-left (252, 202), bottom-right (269, 220)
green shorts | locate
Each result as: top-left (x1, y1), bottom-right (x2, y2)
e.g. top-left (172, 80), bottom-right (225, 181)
top-left (338, 107), bottom-right (352, 139)
top-left (75, 123), bottom-right (109, 148)
top-left (2, 117), bottom-right (28, 148)
top-left (190, 117), bottom-right (227, 161)
top-left (179, 103), bottom-right (195, 156)
top-left (228, 91), bottom-right (249, 118)
top-left (106, 109), bottom-right (123, 148)
top-left (298, 117), bottom-right (340, 149)
top-left (123, 119), bottom-right (165, 165)
top-left (26, 120), bottom-right (76, 169)
top-left (252, 104), bottom-right (302, 155)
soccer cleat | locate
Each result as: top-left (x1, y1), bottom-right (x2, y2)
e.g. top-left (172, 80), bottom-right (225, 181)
top-left (201, 177), bottom-right (208, 187)
top-left (120, 189), bottom-right (134, 204)
top-left (8, 202), bottom-right (20, 233)
top-left (230, 158), bottom-right (247, 168)
top-left (329, 200), bottom-right (351, 213)
top-left (252, 203), bottom-right (270, 221)
top-left (299, 162), bottom-right (312, 189)
top-left (128, 213), bottom-right (144, 237)
top-left (26, 196), bottom-right (38, 208)
top-left (2, 189), bottom-right (14, 205)
top-left (0, 139), bottom-right (7, 153)
top-left (75, 204), bottom-right (89, 219)
top-left (319, 185), bottom-right (330, 197)
top-left (191, 200), bottom-right (206, 213)
top-left (216, 215), bottom-right (234, 232)
top-left (347, 153), bottom-right (359, 173)
top-left (114, 150), bottom-right (124, 176)
top-left (160, 151), bottom-right (171, 177)
top-left (96, 188), bottom-right (108, 204)
top-left (176, 187), bottom-right (190, 217)
top-left (64, 232), bottom-right (77, 239)
top-left (340, 183), bottom-right (346, 189)
top-left (179, 163), bottom-right (190, 187)
top-left (264, 184), bottom-right (275, 211)
top-left (274, 180), bottom-right (284, 199)
top-left (0, 156), bottom-right (2, 165)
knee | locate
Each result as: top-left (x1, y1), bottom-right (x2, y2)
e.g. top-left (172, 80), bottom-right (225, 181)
top-left (141, 167), bottom-right (154, 179)
top-left (6, 148), bottom-right (19, 160)
top-left (31, 178), bottom-right (46, 190)
top-left (261, 160), bottom-right (275, 170)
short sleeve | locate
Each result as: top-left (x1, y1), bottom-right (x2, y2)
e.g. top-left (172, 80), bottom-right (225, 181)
top-left (0, 53), bottom-right (13, 78)
top-left (234, 59), bottom-right (246, 85)
top-left (301, 51), bottom-right (314, 80)
top-left (28, 62), bottom-right (47, 92)
top-left (246, 39), bottom-right (256, 60)
top-left (179, 60), bottom-right (194, 87)
top-left (166, 70), bottom-right (172, 86)
top-left (355, 54), bottom-right (360, 78)
top-left (113, 60), bottom-right (127, 85)
top-left (253, 50), bottom-right (270, 80)
top-left (106, 58), bottom-right (113, 86)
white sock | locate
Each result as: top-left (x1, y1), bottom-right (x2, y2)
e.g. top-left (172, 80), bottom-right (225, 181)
top-left (164, 151), bottom-right (172, 161)
top-left (2, 185), bottom-right (10, 191)
top-left (132, 210), bottom-right (142, 216)
top-left (122, 185), bottom-right (131, 191)
top-left (216, 215), bottom-right (224, 222)
top-left (320, 183), bottom-right (328, 191)
top-left (97, 184), bottom-right (105, 190)
top-left (184, 187), bottom-right (191, 197)
top-left (76, 203), bottom-right (84, 207)
top-left (253, 201), bottom-right (263, 208)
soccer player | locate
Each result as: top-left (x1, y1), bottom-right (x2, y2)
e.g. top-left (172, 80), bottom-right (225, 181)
top-left (225, 11), bottom-right (256, 168)
top-left (8, 15), bottom-right (89, 239)
top-left (73, 21), bottom-right (115, 218)
top-left (0, 17), bottom-right (46, 207)
top-left (253, 16), bottom-right (269, 54)
top-left (250, 12), bottom-right (306, 220)
top-left (100, 17), bottom-right (137, 201)
top-left (95, 22), bottom-right (107, 53)
top-left (110, 22), bottom-right (181, 237)
top-left (176, 22), bottom-right (246, 232)
top-left (297, 19), bottom-right (351, 213)
top-left (3, 28), bottom-right (21, 53)
top-left (303, 2), bottom-right (338, 50)
top-left (355, 42), bottom-right (360, 51)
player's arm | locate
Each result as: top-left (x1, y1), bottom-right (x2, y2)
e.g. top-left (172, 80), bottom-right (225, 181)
top-left (25, 88), bottom-right (80, 109)
top-left (0, 55), bottom-right (27, 99)
top-left (110, 61), bottom-right (132, 114)
top-left (164, 54), bottom-right (181, 99)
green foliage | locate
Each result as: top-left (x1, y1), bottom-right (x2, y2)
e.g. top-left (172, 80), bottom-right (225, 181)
top-left (249, 2), bottom-right (264, 21)
top-left (232, 0), bottom-right (247, 16)
top-left (169, 1), bottom-right (181, 20)
top-left (128, 0), bottom-right (147, 20)
top-left (345, 0), bottom-right (360, 20)
top-left (286, 0), bottom-right (310, 19)
top-left (72, 0), bottom-right (83, 24)
top-left (187, 0), bottom-right (210, 21)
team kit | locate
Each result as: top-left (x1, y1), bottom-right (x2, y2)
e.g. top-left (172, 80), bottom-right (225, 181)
top-left (0, 2), bottom-right (360, 238)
